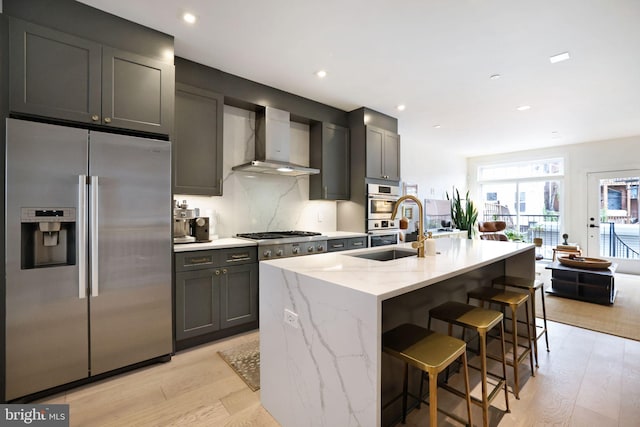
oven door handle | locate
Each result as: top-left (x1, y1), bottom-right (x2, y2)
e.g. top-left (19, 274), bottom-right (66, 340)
top-left (368, 194), bottom-right (399, 201)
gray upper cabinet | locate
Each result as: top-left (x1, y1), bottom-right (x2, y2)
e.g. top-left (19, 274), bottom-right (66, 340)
top-left (9, 19), bottom-right (102, 124)
top-left (9, 18), bottom-right (173, 135)
top-left (310, 122), bottom-right (350, 200)
top-left (101, 47), bottom-right (173, 135)
top-left (366, 125), bottom-right (400, 181)
top-left (173, 83), bottom-right (224, 196)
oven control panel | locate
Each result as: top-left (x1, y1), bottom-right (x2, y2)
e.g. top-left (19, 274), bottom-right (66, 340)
top-left (368, 219), bottom-right (398, 230)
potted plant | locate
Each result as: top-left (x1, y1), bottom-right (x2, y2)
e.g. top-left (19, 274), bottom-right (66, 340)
top-left (447, 189), bottom-right (478, 239)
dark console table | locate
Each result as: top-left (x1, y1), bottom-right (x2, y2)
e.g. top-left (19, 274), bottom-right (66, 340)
top-left (546, 261), bottom-right (617, 305)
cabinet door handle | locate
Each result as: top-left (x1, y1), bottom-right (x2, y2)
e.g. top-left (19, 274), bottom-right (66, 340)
top-left (215, 270), bottom-right (221, 275)
top-left (324, 186), bottom-right (328, 199)
top-left (91, 114), bottom-right (99, 122)
top-left (222, 269), bottom-right (227, 274)
top-left (352, 241), bottom-right (363, 246)
top-left (104, 117), bottom-right (112, 124)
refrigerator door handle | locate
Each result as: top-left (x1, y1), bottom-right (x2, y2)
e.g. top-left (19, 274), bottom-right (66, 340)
top-left (78, 175), bottom-right (87, 299)
top-left (90, 175), bottom-right (99, 297)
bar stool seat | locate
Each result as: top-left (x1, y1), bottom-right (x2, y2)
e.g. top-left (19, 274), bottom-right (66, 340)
top-left (428, 301), bottom-right (510, 427)
top-left (467, 286), bottom-right (535, 399)
top-left (492, 275), bottom-right (550, 367)
top-left (383, 323), bottom-right (473, 427)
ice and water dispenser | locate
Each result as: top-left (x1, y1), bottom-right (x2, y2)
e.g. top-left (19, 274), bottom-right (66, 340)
top-left (21, 208), bottom-right (76, 269)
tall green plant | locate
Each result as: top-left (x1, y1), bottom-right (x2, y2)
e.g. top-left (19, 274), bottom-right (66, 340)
top-left (446, 189), bottom-right (478, 239)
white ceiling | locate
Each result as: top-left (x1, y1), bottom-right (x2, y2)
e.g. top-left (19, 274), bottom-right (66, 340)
top-left (78, 0), bottom-right (640, 157)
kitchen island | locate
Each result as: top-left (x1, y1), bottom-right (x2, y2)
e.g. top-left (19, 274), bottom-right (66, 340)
top-left (259, 238), bottom-right (535, 426)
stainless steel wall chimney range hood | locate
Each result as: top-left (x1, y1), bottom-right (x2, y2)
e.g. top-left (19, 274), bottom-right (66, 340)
top-left (232, 106), bottom-right (320, 176)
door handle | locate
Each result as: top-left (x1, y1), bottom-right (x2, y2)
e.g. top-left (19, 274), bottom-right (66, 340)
top-left (90, 176), bottom-right (99, 297)
top-left (589, 224), bottom-right (598, 228)
top-left (78, 175), bottom-right (87, 299)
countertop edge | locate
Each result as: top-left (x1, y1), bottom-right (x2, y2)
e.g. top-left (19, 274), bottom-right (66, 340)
top-left (173, 238), bottom-right (257, 252)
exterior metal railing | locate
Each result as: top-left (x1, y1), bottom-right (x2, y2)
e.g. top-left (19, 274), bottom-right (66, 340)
top-left (602, 222), bottom-right (640, 259)
top-left (481, 212), bottom-right (560, 259)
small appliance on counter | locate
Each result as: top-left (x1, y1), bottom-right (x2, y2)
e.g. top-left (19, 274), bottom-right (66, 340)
top-left (173, 200), bottom-right (198, 244)
top-left (191, 216), bottom-right (211, 242)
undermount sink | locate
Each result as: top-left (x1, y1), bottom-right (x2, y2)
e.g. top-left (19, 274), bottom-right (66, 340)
top-left (348, 248), bottom-right (417, 261)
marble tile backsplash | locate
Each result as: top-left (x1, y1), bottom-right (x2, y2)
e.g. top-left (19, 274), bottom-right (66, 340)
top-left (175, 105), bottom-right (337, 238)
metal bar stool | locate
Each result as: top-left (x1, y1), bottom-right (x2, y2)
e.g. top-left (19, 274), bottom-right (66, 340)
top-left (428, 301), bottom-right (510, 427)
top-left (492, 275), bottom-right (550, 367)
top-left (467, 287), bottom-right (535, 399)
top-left (383, 323), bottom-right (473, 427)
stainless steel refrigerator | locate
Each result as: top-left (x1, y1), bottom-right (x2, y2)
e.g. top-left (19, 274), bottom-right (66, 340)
top-left (5, 118), bottom-right (172, 400)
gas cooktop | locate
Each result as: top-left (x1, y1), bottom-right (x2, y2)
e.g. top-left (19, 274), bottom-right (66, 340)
top-left (236, 231), bottom-right (327, 260)
top-left (236, 231), bottom-right (322, 240)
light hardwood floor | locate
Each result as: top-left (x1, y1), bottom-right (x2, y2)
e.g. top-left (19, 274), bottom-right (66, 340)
top-left (40, 320), bottom-right (640, 426)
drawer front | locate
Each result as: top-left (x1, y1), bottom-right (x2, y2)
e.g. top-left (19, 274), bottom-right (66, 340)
top-left (327, 239), bottom-right (347, 252)
top-left (175, 251), bottom-right (216, 272)
top-left (218, 247), bottom-right (257, 266)
top-left (347, 237), bottom-right (367, 250)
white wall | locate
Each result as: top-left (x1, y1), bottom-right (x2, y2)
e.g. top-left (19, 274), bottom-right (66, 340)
top-left (398, 126), bottom-right (468, 202)
top-left (175, 105), bottom-right (336, 238)
top-left (467, 135), bottom-right (640, 252)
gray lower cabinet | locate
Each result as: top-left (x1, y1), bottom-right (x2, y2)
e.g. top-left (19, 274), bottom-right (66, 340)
top-left (220, 263), bottom-right (258, 328)
top-left (175, 247), bottom-right (258, 348)
top-left (310, 122), bottom-right (350, 200)
top-left (173, 83), bottom-right (223, 195)
top-left (365, 125), bottom-right (400, 181)
top-left (9, 18), bottom-right (173, 135)
top-left (175, 268), bottom-right (221, 340)
top-left (327, 236), bottom-right (368, 252)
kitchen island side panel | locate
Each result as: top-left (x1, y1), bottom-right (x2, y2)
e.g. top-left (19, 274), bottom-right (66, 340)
top-left (260, 263), bottom-right (380, 427)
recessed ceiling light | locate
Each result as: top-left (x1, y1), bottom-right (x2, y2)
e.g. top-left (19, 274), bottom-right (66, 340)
top-left (397, 104), bottom-right (406, 111)
top-left (516, 105), bottom-right (531, 111)
top-left (433, 125), bottom-right (441, 129)
top-left (549, 52), bottom-right (571, 64)
top-left (183, 13), bottom-right (197, 24)
top-left (489, 74), bottom-right (501, 80)
top-left (316, 70), bottom-right (327, 78)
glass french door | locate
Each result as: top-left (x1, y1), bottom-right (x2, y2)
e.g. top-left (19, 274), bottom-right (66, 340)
top-left (587, 170), bottom-right (640, 274)
top-left (480, 179), bottom-right (562, 259)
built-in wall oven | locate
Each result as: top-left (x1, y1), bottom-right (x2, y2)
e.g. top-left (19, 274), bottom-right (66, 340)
top-left (367, 183), bottom-right (400, 246)
top-left (367, 183), bottom-right (401, 219)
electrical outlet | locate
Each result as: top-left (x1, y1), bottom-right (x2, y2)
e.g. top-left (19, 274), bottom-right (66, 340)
top-left (284, 308), bottom-right (299, 329)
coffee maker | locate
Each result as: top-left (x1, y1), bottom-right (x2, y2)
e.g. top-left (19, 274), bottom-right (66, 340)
top-left (173, 200), bottom-right (198, 244)
top-left (191, 217), bottom-right (211, 242)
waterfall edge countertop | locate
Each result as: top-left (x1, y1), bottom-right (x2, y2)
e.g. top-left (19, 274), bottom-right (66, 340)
top-left (259, 238), bottom-right (535, 427)
top-left (260, 238), bottom-right (533, 301)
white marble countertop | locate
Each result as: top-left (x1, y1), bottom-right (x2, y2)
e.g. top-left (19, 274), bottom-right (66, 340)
top-left (173, 231), bottom-right (366, 252)
top-left (322, 231), bottom-right (368, 239)
top-left (173, 238), bottom-right (257, 252)
top-left (262, 238), bottom-right (533, 301)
